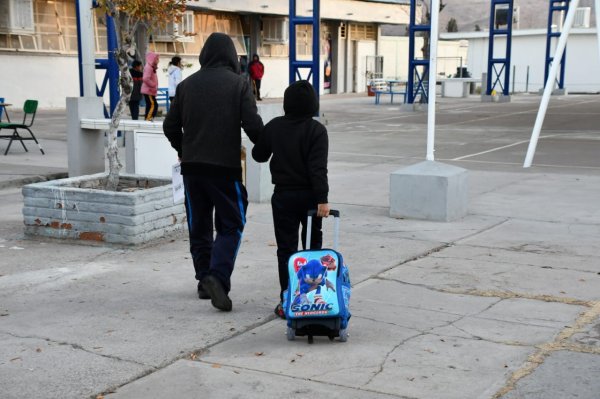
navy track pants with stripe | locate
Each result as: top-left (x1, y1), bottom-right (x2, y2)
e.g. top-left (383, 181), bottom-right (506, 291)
top-left (183, 175), bottom-right (248, 293)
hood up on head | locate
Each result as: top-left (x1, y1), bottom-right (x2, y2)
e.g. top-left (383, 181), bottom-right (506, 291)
top-left (283, 80), bottom-right (318, 118)
top-left (199, 33), bottom-right (240, 73)
top-left (146, 51), bottom-right (159, 67)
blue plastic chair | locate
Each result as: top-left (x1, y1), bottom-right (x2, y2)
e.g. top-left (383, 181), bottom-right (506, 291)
top-left (0, 97), bottom-right (4, 122)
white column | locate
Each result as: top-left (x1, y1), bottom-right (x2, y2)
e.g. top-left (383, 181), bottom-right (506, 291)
top-left (595, 0), bottom-right (600, 64)
top-left (523, 0), bottom-right (580, 168)
top-left (426, 0), bottom-right (441, 161)
top-left (79, 0), bottom-right (96, 97)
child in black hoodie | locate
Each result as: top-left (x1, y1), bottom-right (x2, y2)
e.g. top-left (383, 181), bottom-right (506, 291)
top-left (252, 80), bottom-right (329, 319)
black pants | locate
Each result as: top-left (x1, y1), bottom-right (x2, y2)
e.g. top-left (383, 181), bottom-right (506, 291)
top-left (183, 175), bottom-right (248, 293)
top-left (253, 79), bottom-right (262, 100)
top-left (144, 94), bottom-right (157, 121)
top-left (272, 190), bottom-right (322, 302)
top-left (129, 100), bottom-right (140, 120)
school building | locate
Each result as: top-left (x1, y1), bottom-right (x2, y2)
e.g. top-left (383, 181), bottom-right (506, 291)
top-left (0, 0), bottom-right (468, 108)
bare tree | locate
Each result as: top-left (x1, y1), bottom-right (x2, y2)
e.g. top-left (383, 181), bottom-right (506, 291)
top-left (96, 0), bottom-right (187, 191)
top-left (421, 0), bottom-right (446, 61)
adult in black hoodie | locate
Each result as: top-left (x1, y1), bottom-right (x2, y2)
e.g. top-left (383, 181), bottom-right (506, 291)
top-left (163, 33), bottom-right (264, 312)
top-left (252, 80), bottom-right (329, 318)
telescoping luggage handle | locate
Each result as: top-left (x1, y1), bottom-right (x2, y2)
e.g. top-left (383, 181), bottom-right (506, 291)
top-left (306, 209), bottom-right (340, 251)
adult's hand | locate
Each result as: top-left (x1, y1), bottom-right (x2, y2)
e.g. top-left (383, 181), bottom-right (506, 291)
top-left (317, 203), bottom-right (330, 218)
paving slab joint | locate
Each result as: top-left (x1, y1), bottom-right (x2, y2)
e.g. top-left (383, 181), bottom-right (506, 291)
top-left (492, 301), bottom-right (600, 398)
top-left (93, 314), bottom-right (279, 399)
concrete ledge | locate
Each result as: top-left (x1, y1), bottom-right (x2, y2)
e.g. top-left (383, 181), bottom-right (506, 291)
top-left (22, 173), bottom-right (186, 245)
top-left (0, 172), bottom-right (68, 190)
top-left (390, 161), bottom-right (468, 222)
top-left (481, 94), bottom-right (511, 103)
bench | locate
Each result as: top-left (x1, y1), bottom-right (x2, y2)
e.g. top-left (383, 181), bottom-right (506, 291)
top-left (372, 79), bottom-right (407, 105)
top-left (156, 87), bottom-right (170, 112)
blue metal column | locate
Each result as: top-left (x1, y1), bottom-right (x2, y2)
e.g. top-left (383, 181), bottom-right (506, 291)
top-left (545, 0), bottom-right (570, 89)
top-left (105, 15), bottom-right (120, 115)
top-left (406, 0), bottom-right (430, 104)
top-left (289, 0), bottom-right (320, 98)
top-left (75, 0), bottom-right (84, 96)
top-left (486, 0), bottom-right (514, 96)
top-left (76, 1), bottom-right (121, 116)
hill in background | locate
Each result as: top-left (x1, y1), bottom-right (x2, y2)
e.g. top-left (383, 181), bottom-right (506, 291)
top-left (438, 0), bottom-right (595, 32)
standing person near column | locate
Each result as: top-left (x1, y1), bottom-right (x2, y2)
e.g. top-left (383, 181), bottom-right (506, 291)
top-left (167, 56), bottom-right (183, 103)
top-left (248, 54), bottom-right (264, 101)
top-left (163, 33), bottom-right (264, 312)
top-left (141, 51), bottom-right (159, 121)
top-left (128, 60), bottom-right (143, 120)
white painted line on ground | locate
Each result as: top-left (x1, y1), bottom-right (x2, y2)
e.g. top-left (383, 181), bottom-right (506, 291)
top-left (451, 135), bottom-right (561, 161)
top-left (447, 99), bottom-right (598, 127)
top-left (441, 158), bottom-right (600, 170)
top-left (330, 151), bottom-right (414, 159)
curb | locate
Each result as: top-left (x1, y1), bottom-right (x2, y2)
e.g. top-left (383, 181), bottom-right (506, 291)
top-left (0, 172), bottom-right (68, 190)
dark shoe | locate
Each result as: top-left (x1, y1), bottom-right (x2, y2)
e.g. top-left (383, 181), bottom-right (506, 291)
top-left (274, 303), bottom-right (286, 319)
top-left (197, 282), bottom-right (210, 300)
top-left (257, 97), bottom-right (262, 101)
top-left (202, 275), bottom-right (232, 311)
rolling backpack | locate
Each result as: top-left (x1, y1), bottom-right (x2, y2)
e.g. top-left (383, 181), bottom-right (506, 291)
top-left (283, 210), bottom-right (351, 343)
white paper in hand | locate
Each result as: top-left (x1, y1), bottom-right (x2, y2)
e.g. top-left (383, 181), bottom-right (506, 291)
top-left (172, 163), bottom-right (185, 204)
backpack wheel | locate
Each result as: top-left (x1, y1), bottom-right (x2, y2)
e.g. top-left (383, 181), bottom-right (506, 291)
top-left (339, 328), bottom-right (349, 342)
top-left (286, 327), bottom-right (296, 341)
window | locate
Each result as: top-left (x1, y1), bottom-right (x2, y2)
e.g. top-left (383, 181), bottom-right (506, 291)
top-left (349, 23), bottom-right (376, 41)
top-left (175, 11), bottom-right (195, 41)
top-left (0, 0), bottom-right (35, 34)
top-left (263, 17), bottom-right (288, 44)
top-left (154, 11), bottom-right (195, 42)
top-left (574, 7), bottom-right (591, 28)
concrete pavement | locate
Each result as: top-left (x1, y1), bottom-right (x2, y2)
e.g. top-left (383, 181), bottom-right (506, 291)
top-left (0, 94), bottom-right (599, 398)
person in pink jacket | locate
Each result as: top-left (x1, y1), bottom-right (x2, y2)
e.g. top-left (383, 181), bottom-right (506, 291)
top-left (141, 52), bottom-right (160, 121)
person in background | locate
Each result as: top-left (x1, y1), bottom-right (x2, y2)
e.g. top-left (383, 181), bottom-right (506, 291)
top-left (248, 54), bottom-right (264, 101)
top-left (129, 60), bottom-right (143, 120)
top-left (141, 51), bottom-right (159, 121)
top-left (168, 56), bottom-right (183, 103)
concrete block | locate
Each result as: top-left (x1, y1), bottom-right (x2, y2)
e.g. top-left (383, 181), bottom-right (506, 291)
top-left (481, 94), bottom-right (512, 103)
top-left (389, 160), bottom-right (468, 222)
top-left (22, 173), bottom-right (186, 245)
top-left (67, 97), bottom-right (106, 177)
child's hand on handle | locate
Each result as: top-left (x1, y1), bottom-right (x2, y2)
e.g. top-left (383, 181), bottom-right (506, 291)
top-left (317, 203), bottom-right (330, 218)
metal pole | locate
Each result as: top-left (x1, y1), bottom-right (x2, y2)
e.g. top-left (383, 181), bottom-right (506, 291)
top-left (106, 14), bottom-right (120, 115)
top-left (485, 0), bottom-right (495, 95)
top-left (312, 0), bottom-right (320, 96)
top-left (77, 0), bottom-right (96, 97)
top-left (526, 65), bottom-right (530, 92)
top-left (504, 0), bottom-right (514, 96)
top-left (289, 0), bottom-right (296, 84)
top-left (524, 0), bottom-right (580, 168)
top-left (595, 0), bottom-right (600, 64)
top-left (426, 0), bottom-right (440, 161)
top-left (407, 0), bottom-right (417, 103)
top-left (512, 65), bottom-right (516, 94)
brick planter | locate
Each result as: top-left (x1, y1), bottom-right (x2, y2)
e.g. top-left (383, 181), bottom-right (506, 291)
top-left (22, 173), bottom-right (186, 245)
